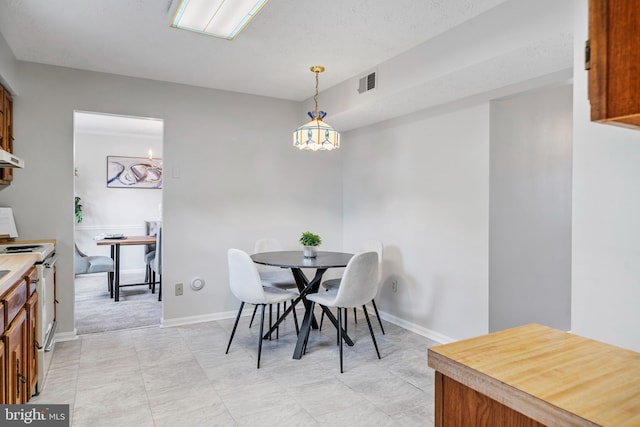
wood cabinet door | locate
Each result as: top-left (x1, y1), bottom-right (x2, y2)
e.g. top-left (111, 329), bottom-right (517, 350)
top-left (0, 84), bottom-right (4, 149)
top-left (0, 89), bottom-right (12, 184)
top-left (589, 0), bottom-right (640, 128)
top-left (3, 90), bottom-right (12, 153)
top-left (26, 292), bottom-right (38, 398)
top-left (0, 340), bottom-right (5, 404)
top-left (4, 308), bottom-right (27, 404)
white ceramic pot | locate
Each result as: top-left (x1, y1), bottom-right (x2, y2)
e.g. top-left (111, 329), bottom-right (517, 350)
top-left (303, 246), bottom-right (318, 258)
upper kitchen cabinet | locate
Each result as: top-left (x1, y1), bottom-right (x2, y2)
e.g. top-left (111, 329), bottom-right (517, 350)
top-left (0, 84), bottom-right (13, 185)
top-left (588, 0), bottom-right (640, 129)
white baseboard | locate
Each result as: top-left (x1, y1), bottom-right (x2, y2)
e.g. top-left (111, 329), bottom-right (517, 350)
top-left (161, 307), bottom-right (255, 328)
top-left (63, 302), bottom-right (455, 345)
top-left (162, 304), bottom-right (456, 345)
top-left (373, 308), bottom-right (456, 344)
top-left (119, 268), bottom-right (146, 275)
top-left (55, 329), bottom-right (79, 342)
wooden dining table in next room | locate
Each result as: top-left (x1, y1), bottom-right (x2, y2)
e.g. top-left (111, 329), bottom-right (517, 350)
top-left (97, 235), bottom-right (156, 302)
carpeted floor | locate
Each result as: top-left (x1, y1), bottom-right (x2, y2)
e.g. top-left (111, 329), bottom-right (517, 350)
top-left (74, 271), bottom-right (161, 335)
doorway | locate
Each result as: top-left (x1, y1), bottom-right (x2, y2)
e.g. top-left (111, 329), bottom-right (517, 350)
top-left (73, 111), bottom-right (164, 334)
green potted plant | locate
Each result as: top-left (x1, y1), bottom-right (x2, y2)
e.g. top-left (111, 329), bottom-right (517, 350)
top-left (299, 231), bottom-right (321, 258)
top-left (75, 196), bottom-right (83, 224)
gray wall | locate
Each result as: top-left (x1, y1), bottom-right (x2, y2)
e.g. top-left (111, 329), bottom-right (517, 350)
top-left (572, 1), bottom-right (640, 352)
top-left (489, 85), bottom-right (573, 331)
top-left (343, 104), bottom-right (490, 341)
top-left (0, 61), bottom-right (344, 335)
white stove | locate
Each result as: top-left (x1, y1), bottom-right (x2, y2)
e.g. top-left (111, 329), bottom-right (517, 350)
top-left (0, 241), bottom-right (56, 394)
top-left (0, 242), bottom-right (55, 260)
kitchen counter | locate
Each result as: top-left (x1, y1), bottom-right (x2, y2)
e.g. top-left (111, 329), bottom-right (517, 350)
top-left (428, 323), bottom-right (640, 426)
top-left (0, 253), bottom-right (38, 295)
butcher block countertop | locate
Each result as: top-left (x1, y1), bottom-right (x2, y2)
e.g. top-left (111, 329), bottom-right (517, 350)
top-left (428, 323), bottom-right (640, 426)
top-left (0, 253), bottom-right (38, 295)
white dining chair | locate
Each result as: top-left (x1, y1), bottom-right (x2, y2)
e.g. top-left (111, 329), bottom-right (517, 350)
top-left (254, 238), bottom-right (298, 290)
top-left (225, 248), bottom-right (299, 369)
top-left (250, 238), bottom-right (299, 336)
top-left (321, 240), bottom-right (385, 334)
top-left (306, 251), bottom-right (382, 373)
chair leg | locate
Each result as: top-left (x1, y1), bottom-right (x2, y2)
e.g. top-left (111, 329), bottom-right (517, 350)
top-left (151, 271), bottom-right (156, 294)
top-left (268, 304), bottom-right (273, 341)
top-left (158, 275), bottom-right (162, 301)
top-left (344, 308), bottom-right (348, 334)
top-left (225, 302), bottom-right (245, 354)
top-left (335, 308), bottom-right (348, 346)
top-left (257, 304), bottom-right (266, 369)
top-left (336, 309), bottom-right (340, 346)
top-left (276, 303), bottom-right (280, 340)
top-left (362, 305), bottom-right (381, 359)
top-left (249, 305), bottom-right (258, 328)
top-left (338, 307), bottom-right (344, 373)
top-left (371, 299), bottom-right (385, 334)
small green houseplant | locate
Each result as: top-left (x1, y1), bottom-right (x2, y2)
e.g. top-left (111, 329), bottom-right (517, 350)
top-left (299, 231), bottom-right (321, 258)
top-left (75, 196), bottom-right (83, 224)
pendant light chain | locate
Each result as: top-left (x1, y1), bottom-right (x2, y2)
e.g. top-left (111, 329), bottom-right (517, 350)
top-left (314, 70), bottom-right (320, 119)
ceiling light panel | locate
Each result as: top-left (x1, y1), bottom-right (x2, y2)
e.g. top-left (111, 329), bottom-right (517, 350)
top-left (172, 0), bottom-right (270, 40)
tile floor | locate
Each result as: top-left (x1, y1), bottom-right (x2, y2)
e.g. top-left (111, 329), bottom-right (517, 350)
top-left (31, 308), bottom-right (437, 426)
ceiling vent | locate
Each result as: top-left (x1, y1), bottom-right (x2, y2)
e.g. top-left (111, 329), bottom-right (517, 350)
top-left (357, 72), bottom-right (376, 94)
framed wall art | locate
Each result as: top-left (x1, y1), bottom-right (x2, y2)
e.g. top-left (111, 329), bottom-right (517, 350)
top-left (107, 156), bottom-right (163, 189)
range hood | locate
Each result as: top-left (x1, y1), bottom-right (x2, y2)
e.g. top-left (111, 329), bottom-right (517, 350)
top-left (0, 149), bottom-right (24, 168)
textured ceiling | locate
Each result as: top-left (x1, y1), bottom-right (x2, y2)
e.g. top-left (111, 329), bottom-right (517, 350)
top-left (0, 0), bottom-right (510, 101)
top-left (0, 0), bottom-right (576, 133)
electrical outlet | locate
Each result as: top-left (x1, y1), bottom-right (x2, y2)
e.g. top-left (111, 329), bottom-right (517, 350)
top-left (175, 283), bottom-right (183, 296)
top-left (391, 280), bottom-right (398, 292)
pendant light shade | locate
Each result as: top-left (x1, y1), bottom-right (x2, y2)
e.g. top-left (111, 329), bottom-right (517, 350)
top-left (293, 66), bottom-right (340, 151)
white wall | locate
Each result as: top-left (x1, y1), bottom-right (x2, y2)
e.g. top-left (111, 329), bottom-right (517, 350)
top-left (489, 85), bottom-right (573, 332)
top-left (343, 104), bottom-right (490, 342)
top-left (571, 0), bottom-right (640, 351)
top-left (0, 62), bottom-right (343, 335)
top-left (74, 125), bottom-right (163, 270)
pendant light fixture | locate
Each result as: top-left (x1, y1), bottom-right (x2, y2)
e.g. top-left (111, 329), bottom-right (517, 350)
top-left (293, 66), bottom-right (340, 151)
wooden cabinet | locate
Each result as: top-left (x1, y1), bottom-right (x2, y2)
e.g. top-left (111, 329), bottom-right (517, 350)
top-left (429, 324), bottom-right (640, 426)
top-left (4, 307), bottom-right (27, 404)
top-left (0, 303), bottom-right (4, 404)
top-left (0, 89), bottom-right (13, 184)
top-left (0, 340), bottom-right (4, 404)
top-left (26, 291), bottom-right (38, 398)
top-left (0, 84), bottom-right (13, 184)
top-left (0, 85), bottom-right (4, 150)
top-left (0, 84), bottom-right (13, 185)
top-left (588, 0), bottom-right (640, 128)
top-left (0, 263), bottom-right (37, 403)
